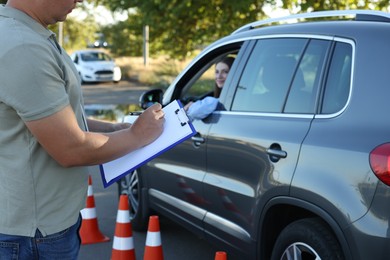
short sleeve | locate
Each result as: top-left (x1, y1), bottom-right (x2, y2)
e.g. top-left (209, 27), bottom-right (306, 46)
top-left (0, 43), bottom-right (69, 121)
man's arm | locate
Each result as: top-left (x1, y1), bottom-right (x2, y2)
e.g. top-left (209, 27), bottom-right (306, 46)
top-left (87, 118), bottom-right (131, 133)
top-left (25, 103), bottom-right (164, 167)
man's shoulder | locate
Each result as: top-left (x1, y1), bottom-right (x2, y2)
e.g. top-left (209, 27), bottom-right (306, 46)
top-left (0, 6), bottom-right (50, 46)
top-left (0, 20), bottom-right (44, 46)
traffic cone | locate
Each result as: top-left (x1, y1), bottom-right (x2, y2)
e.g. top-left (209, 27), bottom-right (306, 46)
top-left (144, 215), bottom-right (164, 260)
top-left (215, 251), bottom-right (227, 260)
top-left (111, 195), bottom-right (136, 260)
top-left (79, 175), bottom-right (110, 244)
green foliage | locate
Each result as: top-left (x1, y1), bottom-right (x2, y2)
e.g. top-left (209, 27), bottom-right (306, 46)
top-left (188, 79), bottom-right (215, 96)
top-left (0, 0), bottom-right (6, 4)
top-left (49, 17), bottom-right (99, 52)
top-left (283, 0), bottom-right (390, 12)
top-left (101, 12), bottom-right (144, 56)
top-left (4, 0), bottom-right (389, 59)
top-left (92, 0), bottom-right (390, 59)
top-left (94, 0), bottom-right (268, 59)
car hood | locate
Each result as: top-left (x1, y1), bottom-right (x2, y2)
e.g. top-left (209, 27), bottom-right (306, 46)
top-left (84, 61), bottom-right (116, 69)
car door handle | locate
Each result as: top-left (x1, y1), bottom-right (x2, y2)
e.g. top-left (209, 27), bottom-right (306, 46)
top-left (266, 147), bottom-right (287, 163)
top-left (191, 134), bottom-right (205, 147)
top-left (266, 148), bottom-right (287, 158)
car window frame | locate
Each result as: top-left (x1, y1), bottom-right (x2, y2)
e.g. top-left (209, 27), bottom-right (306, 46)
top-left (222, 35), bottom-right (354, 118)
top-left (164, 41), bottom-right (250, 106)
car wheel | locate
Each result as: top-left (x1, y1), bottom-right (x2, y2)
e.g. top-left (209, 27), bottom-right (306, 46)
top-left (271, 218), bottom-right (343, 260)
top-left (117, 169), bottom-right (149, 231)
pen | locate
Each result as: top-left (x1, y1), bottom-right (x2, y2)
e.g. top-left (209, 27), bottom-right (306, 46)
top-left (129, 111), bottom-right (143, 116)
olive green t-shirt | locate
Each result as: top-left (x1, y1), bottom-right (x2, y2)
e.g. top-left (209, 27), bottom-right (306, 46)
top-left (0, 5), bottom-right (88, 237)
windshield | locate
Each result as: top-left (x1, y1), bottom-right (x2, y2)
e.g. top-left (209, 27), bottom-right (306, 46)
top-left (80, 52), bottom-right (112, 62)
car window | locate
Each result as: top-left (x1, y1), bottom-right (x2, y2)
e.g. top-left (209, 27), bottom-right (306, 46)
top-left (232, 38), bottom-right (306, 113)
top-left (284, 39), bottom-right (331, 113)
top-left (321, 42), bottom-right (352, 114)
top-left (180, 52), bottom-right (238, 105)
top-left (232, 38), bottom-right (331, 114)
top-left (182, 64), bottom-right (216, 102)
top-left (80, 52), bottom-right (112, 62)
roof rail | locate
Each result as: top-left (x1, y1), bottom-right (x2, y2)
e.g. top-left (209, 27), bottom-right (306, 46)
top-left (232, 10), bottom-right (390, 34)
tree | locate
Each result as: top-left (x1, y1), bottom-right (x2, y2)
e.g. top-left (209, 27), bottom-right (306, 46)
top-left (49, 16), bottom-right (99, 52)
top-left (100, 12), bottom-right (145, 56)
top-left (94, 0), bottom-right (390, 59)
top-left (282, 0), bottom-right (390, 12)
top-left (94, 0), bottom-right (268, 59)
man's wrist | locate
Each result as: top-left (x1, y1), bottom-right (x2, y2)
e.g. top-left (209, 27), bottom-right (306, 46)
top-left (112, 122), bottom-right (131, 132)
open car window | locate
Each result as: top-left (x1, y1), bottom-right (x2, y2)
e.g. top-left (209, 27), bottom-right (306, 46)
top-left (181, 62), bottom-right (218, 104)
top-left (180, 52), bottom-right (238, 106)
top-left (171, 42), bottom-right (245, 107)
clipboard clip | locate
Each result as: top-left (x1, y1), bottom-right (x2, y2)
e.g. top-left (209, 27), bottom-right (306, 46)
top-left (175, 108), bottom-right (189, 126)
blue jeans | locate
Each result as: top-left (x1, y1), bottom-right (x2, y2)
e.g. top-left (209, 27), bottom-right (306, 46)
top-left (0, 215), bottom-right (82, 260)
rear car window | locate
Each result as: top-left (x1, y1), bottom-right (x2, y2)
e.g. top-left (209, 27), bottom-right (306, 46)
top-left (321, 42), bottom-right (352, 114)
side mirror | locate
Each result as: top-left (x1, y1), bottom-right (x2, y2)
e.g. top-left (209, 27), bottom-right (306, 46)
top-left (139, 89), bottom-right (163, 109)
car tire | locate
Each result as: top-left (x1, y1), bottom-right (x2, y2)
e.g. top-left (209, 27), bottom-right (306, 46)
top-left (271, 218), bottom-right (343, 260)
top-left (117, 169), bottom-right (149, 231)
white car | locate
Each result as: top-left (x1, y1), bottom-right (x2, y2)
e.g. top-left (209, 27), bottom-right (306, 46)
top-left (70, 50), bottom-right (121, 83)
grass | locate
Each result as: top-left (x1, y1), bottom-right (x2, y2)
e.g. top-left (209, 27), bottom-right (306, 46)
top-left (115, 56), bottom-right (192, 90)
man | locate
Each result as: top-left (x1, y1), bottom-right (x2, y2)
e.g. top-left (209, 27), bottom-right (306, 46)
top-left (0, 0), bottom-right (164, 259)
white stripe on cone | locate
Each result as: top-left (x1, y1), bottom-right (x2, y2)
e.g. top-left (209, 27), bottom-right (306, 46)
top-left (145, 231), bottom-right (161, 247)
top-left (80, 208), bottom-right (96, 220)
top-left (112, 236), bottom-right (134, 250)
top-left (87, 185), bottom-right (93, 196)
top-left (116, 209), bottom-right (130, 223)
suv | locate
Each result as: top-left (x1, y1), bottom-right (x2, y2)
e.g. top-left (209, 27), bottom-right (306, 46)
top-left (119, 10), bottom-right (390, 259)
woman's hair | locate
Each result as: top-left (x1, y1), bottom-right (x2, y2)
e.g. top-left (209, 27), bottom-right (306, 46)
top-left (214, 56), bottom-right (235, 97)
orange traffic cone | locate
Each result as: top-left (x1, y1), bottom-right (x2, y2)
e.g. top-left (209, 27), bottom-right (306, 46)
top-left (111, 195), bottom-right (136, 260)
top-left (144, 215), bottom-right (164, 260)
top-left (215, 251), bottom-right (227, 260)
top-left (79, 175), bottom-right (110, 244)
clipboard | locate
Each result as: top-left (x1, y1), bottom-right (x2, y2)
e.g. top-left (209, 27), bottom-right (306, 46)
top-left (99, 100), bottom-right (196, 187)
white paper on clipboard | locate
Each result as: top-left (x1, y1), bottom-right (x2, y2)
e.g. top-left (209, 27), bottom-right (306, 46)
top-left (99, 100), bottom-right (196, 187)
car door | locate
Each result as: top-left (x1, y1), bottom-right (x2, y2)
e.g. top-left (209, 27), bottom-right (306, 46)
top-left (143, 41), bottom-right (247, 234)
top-left (201, 37), bottom-right (331, 253)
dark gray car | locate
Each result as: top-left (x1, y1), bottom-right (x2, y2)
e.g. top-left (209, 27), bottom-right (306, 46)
top-left (119, 10), bottom-right (390, 259)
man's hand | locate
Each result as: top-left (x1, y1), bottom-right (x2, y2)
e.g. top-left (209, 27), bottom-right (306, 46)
top-left (130, 103), bottom-right (165, 147)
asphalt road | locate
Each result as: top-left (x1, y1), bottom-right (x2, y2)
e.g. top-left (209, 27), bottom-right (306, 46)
top-left (78, 81), bottom-right (229, 260)
top-left (81, 80), bottom-right (152, 105)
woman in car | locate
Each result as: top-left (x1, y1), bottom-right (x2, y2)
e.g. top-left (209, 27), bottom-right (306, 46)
top-left (184, 56), bottom-right (235, 121)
